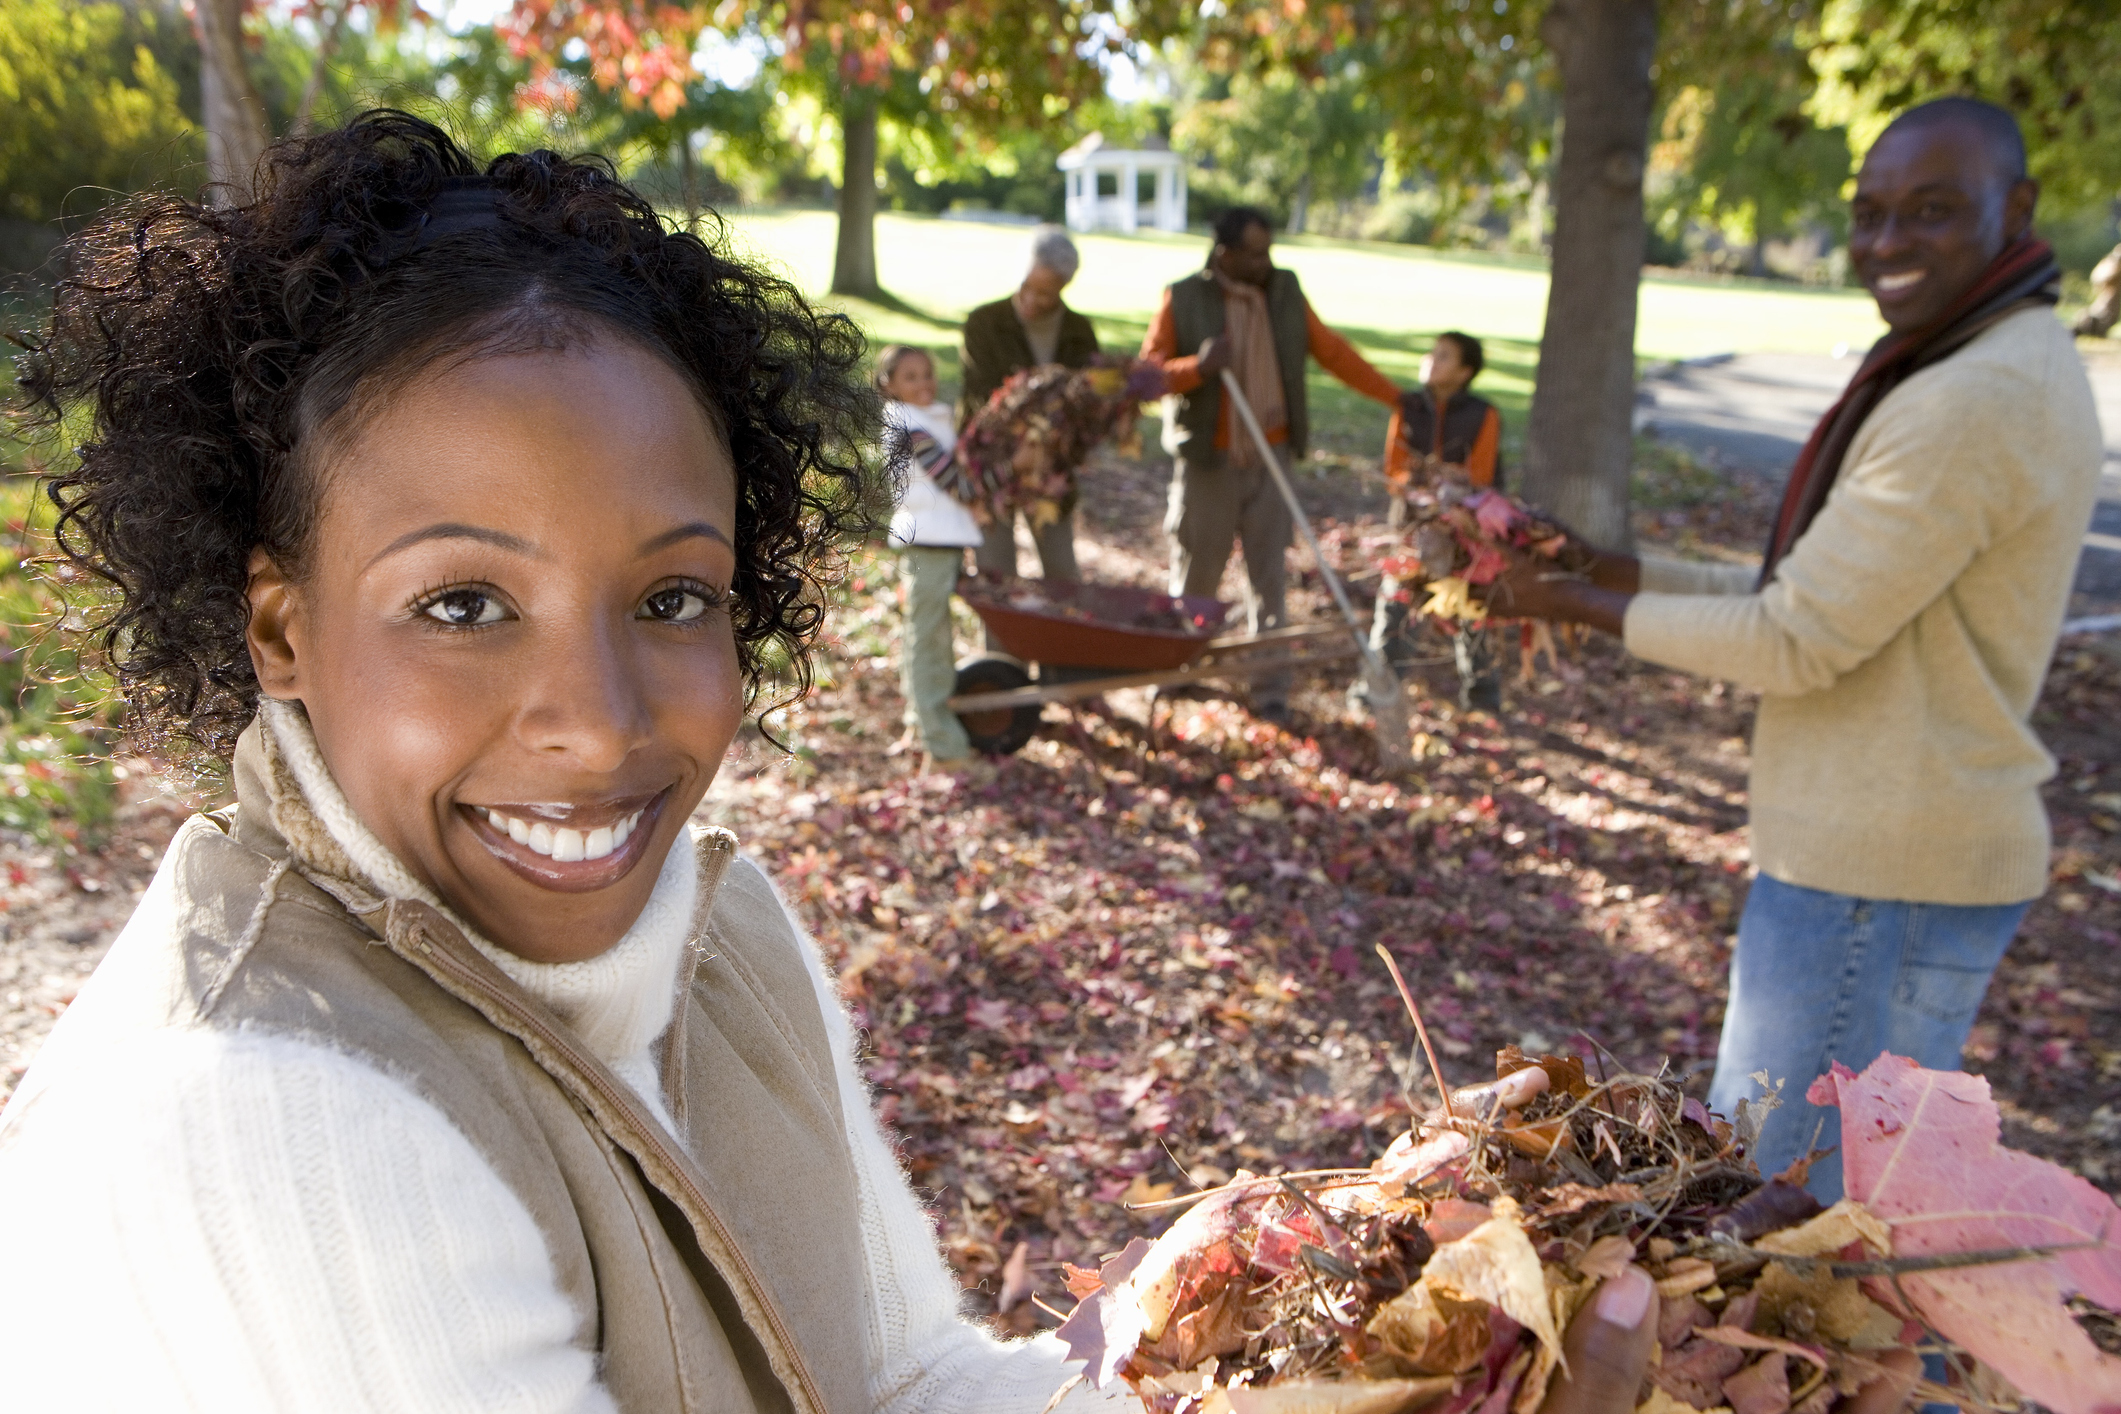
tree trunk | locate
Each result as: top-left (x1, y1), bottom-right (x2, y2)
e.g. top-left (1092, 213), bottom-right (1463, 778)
top-left (1518, 0), bottom-right (1658, 553)
top-left (679, 134), bottom-right (700, 223)
top-left (1288, 173), bottom-right (1312, 235)
top-left (293, 0), bottom-right (352, 137)
top-left (194, 0), bottom-right (270, 203)
top-left (831, 90), bottom-right (880, 298)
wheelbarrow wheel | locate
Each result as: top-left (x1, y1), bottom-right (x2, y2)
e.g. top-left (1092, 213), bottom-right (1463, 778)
top-left (953, 657), bottom-right (1040, 756)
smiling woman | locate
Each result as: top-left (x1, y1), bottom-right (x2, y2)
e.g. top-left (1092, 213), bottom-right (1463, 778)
top-left (0, 113), bottom-right (1121, 1414)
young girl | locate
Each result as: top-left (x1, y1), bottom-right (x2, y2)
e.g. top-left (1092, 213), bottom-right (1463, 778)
top-left (875, 344), bottom-right (982, 769)
top-left (0, 112), bottom-right (1116, 1413)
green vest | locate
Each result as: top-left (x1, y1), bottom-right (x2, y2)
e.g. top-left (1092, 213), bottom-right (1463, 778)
top-left (1160, 268), bottom-right (1313, 460)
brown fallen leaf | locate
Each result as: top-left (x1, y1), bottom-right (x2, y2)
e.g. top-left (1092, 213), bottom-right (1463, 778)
top-left (1720, 1352), bottom-right (1787, 1414)
top-left (1753, 1199), bottom-right (1893, 1259)
top-left (1124, 1179), bottom-right (1261, 1341)
top-left (998, 1240), bottom-right (1033, 1314)
top-left (1750, 1262), bottom-right (1903, 1349)
top-left (1420, 1197), bottom-right (1492, 1245)
top-left (1576, 1235), bottom-right (1636, 1282)
top-left (1654, 1258), bottom-right (1719, 1299)
top-left (1542, 1181), bottom-right (1644, 1217)
top-left (1635, 1390), bottom-right (1728, 1414)
top-left (1208, 1376), bottom-right (1458, 1414)
top-left (1364, 1284), bottom-right (1492, 1374)
top-left (1151, 1277), bottom-right (1253, 1371)
top-left (1420, 1196), bottom-right (1564, 1361)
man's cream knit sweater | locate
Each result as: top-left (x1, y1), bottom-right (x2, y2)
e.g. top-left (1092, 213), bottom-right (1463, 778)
top-left (1623, 306), bottom-right (2102, 905)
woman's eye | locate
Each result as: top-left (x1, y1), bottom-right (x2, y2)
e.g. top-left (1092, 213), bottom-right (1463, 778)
top-left (640, 586), bottom-right (714, 623)
top-left (420, 589), bottom-right (509, 627)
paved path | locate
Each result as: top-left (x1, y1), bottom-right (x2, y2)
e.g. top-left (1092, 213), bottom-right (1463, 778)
top-left (1638, 346), bottom-right (2121, 617)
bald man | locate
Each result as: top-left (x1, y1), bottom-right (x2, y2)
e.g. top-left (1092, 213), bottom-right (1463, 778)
top-left (1495, 98), bottom-right (2102, 1200)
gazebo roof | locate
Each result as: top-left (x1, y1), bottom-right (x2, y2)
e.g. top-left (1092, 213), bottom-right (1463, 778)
top-left (1057, 132), bottom-right (1182, 169)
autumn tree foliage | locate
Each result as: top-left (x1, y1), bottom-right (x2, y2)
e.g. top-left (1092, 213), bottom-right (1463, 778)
top-left (1145, 0), bottom-right (1817, 550)
top-left (504, 0), bottom-right (1146, 297)
top-left (1806, 0), bottom-right (2121, 207)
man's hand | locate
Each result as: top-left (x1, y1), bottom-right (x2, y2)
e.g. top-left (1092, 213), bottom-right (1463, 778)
top-left (1478, 546), bottom-right (1631, 638)
top-left (1196, 337), bottom-right (1230, 377)
top-left (1538, 1268), bottom-right (1919, 1414)
top-left (1537, 1267), bottom-right (1658, 1414)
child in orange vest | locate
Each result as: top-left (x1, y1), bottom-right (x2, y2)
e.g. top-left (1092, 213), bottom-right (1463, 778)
top-left (1372, 332), bottom-right (1507, 710)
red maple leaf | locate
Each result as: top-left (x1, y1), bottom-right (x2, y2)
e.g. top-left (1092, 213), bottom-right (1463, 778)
top-left (1462, 544), bottom-right (1507, 586)
top-left (1810, 1054), bottom-right (2121, 1414)
top-left (1468, 491), bottom-right (1522, 541)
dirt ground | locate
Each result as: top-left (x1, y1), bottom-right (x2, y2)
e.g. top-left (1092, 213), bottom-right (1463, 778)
top-left (2, 444), bottom-right (2115, 1333)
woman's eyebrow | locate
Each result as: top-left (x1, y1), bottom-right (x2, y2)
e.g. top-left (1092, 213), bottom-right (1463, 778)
top-left (366, 523), bottom-right (542, 569)
top-left (636, 521), bottom-right (732, 554)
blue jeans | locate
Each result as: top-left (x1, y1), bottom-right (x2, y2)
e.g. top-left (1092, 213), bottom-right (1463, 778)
top-left (1706, 873), bottom-right (2031, 1203)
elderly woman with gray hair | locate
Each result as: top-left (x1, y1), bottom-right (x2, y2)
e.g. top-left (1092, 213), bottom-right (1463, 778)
top-left (957, 226), bottom-right (1101, 609)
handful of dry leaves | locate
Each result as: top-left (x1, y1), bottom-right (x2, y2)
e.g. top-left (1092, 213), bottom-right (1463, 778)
top-left (1378, 468), bottom-right (1596, 625)
top-left (938, 358), bottom-right (1167, 531)
top-left (1053, 980), bottom-right (2121, 1414)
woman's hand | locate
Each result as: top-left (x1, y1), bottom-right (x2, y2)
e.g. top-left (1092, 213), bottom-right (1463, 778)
top-left (1537, 1269), bottom-right (1921, 1414)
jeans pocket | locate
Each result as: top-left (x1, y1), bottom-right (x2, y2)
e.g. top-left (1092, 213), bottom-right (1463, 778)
top-left (1891, 956), bottom-right (1994, 1025)
top-left (1888, 904), bottom-right (2017, 1026)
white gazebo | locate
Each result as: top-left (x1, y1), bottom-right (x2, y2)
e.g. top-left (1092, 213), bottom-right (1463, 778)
top-left (1058, 133), bottom-right (1187, 234)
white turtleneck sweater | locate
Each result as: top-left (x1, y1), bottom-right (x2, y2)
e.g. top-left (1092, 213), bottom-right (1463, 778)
top-left (0, 705), bottom-right (1119, 1414)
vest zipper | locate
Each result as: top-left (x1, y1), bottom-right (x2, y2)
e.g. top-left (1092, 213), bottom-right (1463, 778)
top-left (390, 906), bottom-right (831, 1414)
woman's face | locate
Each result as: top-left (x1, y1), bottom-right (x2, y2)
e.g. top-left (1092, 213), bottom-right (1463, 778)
top-left (246, 338), bottom-right (744, 963)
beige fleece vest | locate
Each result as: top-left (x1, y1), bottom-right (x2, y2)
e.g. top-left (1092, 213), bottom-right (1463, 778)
top-left (37, 722), bottom-right (871, 1414)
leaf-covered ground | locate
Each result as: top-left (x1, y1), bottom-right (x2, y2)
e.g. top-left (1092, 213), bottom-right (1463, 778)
top-left (690, 449), bottom-right (2121, 1330)
top-left (1, 448), bottom-right (2113, 1342)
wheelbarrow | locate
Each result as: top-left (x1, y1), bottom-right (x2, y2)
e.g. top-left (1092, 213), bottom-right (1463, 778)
top-left (946, 574), bottom-right (1364, 755)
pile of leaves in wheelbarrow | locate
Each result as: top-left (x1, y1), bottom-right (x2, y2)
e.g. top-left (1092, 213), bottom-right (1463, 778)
top-left (937, 357), bottom-right (1167, 532)
top-left (1378, 469), bottom-right (1600, 626)
top-left (1053, 1030), bottom-right (2121, 1414)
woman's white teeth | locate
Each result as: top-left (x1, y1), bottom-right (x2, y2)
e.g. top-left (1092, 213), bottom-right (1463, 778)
top-left (481, 807), bottom-right (645, 862)
top-left (1876, 269), bottom-right (1924, 292)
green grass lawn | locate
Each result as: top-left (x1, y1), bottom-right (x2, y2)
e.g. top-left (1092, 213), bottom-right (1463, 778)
top-left (719, 209), bottom-right (1886, 461)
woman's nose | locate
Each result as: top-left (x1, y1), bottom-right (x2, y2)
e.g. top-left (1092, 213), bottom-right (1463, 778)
top-left (514, 618), bottom-right (653, 772)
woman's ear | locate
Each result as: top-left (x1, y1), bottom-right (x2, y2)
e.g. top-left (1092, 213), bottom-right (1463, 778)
top-left (245, 547), bottom-right (305, 701)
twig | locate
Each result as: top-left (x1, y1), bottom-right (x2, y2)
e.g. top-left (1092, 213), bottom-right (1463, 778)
top-left (1375, 943), bottom-right (1455, 1122)
top-left (1038, 1372), bottom-right (1085, 1414)
top-left (1123, 1168), bottom-right (1372, 1213)
top-left (1159, 1136), bottom-right (1206, 1191)
top-left (1708, 1235), bottom-right (2094, 1280)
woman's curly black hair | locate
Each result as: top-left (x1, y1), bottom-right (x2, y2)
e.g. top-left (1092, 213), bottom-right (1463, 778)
top-left (13, 110), bottom-right (880, 758)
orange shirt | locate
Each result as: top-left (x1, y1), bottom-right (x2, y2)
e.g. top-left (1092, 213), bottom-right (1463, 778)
top-left (1382, 398), bottom-right (1501, 489)
top-left (1140, 285), bottom-right (1401, 448)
